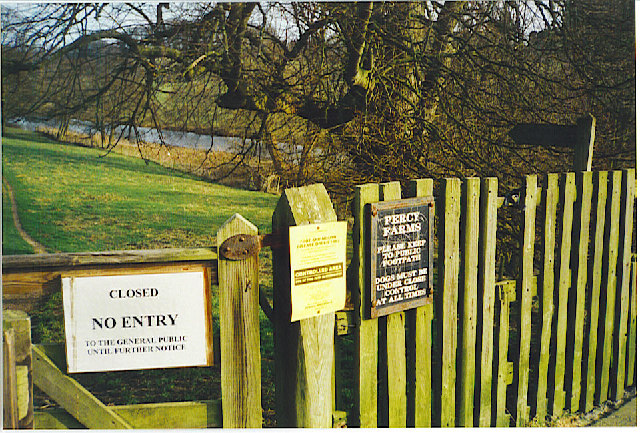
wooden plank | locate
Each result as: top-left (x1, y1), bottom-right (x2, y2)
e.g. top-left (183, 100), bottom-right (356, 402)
top-left (113, 400), bottom-right (222, 428)
top-left (3, 329), bottom-right (19, 429)
top-left (378, 182), bottom-right (406, 427)
top-left (613, 169), bottom-right (635, 400)
top-left (551, 173), bottom-right (576, 417)
top-left (2, 248), bottom-right (217, 270)
top-left (3, 261), bottom-right (218, 313)
top-left (496, 280), bottom-right (516, 427)
top-left (568, 171), bottom-right (593, 412)
top-left (272, 183), bottom-right (336, 428)
top-left (217, 214), bottom-right (262, 428)
top-left (31, 345), bottom-right (133, 429)
top-left (626, 260), bottom-right (637, 388)
top-left (535, 173), bottom-right (559, 420)
top-left (352, 183), bottom-right (380, 427)
top-left (407, 178), bottom-right (434, 428)
top-left (508, 124), bottom-right (578, 148)
top-left (597, 171), bottom-right (622, 404)
top-left (478, 177), bottom-right (498, 427)
top-left (437, 178), bottom-right (461, 427)
top-left (34, 409), bottom-right (85, 429)
top-left (457, 178), bottom-right (480, 427)
top-left (584, 171), bottom-right (609, 411)
top-left (516, 175), bottom-right (537, 426)
top-left (35, 400), bottom-right (223, 429)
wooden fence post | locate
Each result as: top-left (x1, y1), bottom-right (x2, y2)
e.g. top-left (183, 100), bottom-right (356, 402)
top-left (2, 310), bottom-right (34, 429)
top-left (272, 183), bottom-right (336, 428)
top-left (573, 115), bottom-right (595, 172)
top-left (216, 213), bottom-right (262, 428)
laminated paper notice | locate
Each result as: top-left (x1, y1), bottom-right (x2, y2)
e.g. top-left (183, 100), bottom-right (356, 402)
top-left (289, 221), bottom-right (347, 321)
top-left (61, 271), bottom-right (212, 373)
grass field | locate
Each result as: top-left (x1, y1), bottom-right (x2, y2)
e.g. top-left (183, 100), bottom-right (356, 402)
top-left (2, 182), bottom-right (34, 254)
top-left (2, 127), bottom-right (279, 422)
top-left (2, 127), bottom-right (278, 254)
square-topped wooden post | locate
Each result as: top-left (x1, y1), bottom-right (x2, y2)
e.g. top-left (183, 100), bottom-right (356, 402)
top-left (272, 183), bottom-right (337, 427)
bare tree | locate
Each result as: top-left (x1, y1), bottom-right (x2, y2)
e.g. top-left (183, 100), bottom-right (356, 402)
top-left (2, 1), bottom-right (634, 193)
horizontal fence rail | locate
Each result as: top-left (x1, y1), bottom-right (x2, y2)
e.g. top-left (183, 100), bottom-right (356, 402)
top-left (2, 248), bottom-right (218, 313)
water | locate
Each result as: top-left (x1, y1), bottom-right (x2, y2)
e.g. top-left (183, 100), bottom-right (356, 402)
top-left (8, 117), bottom-right (245, 153)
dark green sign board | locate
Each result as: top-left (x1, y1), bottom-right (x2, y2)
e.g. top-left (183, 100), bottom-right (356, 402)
top-left (368, 196), bottom-right (434, 318)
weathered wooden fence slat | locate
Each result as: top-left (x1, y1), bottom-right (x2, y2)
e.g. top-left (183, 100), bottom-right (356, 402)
top-left (352, 183), bottom-right (380, 427)
top-left (3, 329), bottom-right (19, 429)
top-left (613, 169), bottom-right (635, 400)
top-left (377, 182), bottom-right (407, 428)
top-left (597, 170), bottom-right (622, 404)
top-left (478, 177), bottom-right (498, 427)
top-left (457, 178), bottom-right (480, 427)
top-left (515, 175), bottom-right (537, 426)
top-left (437, 178), bottom-right (461, 427)
top-left (406, 179), bottom-right (434, 428)
top-left (568, 171), bottom-right (593, 413)
top-left (584, 171), bottom-right (609, 411)
top-left (217, 213), bottom-right (262, 428)
top-left (626, 259), bottom-right (637, 388)
top-left (534, 173), bottom-right (559, 420)
top-left (550, 173), bottom-right (576, 417)
top-left (496, 281), bottom-right (516, 427)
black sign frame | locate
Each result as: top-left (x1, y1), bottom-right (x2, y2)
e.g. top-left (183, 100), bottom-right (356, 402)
top-left (368, 196), bottom-right (434, 319)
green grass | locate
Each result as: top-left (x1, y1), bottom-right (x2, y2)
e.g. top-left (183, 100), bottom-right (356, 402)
top-left (2, 127), bottom-right (279, 420)
top-left (2, 127), bottom-right (278, 254)
top-left (2, 183), bottom-right (35, 254)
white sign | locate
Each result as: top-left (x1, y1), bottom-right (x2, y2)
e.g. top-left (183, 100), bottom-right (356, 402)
top-left (62, 271), bottom-right (212, 373)
top-left (289, 221), bottom-right (347, 321)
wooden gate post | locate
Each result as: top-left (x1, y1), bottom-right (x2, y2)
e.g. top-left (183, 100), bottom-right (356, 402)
top-left (272, 183), bottom-right (336, 427)
top-left (2, 310), bottom-right (34, 429)
top-left (216, 213), bottom-right (262, 428)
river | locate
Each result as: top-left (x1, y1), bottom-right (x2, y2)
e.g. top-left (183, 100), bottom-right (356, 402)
top-left (8, 117), bottom-right (245, 153)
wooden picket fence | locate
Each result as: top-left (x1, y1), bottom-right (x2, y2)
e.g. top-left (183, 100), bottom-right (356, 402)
top-left (342, 169), bottom-right (636, 427)
top-left (2, 171), bottom-right (636, 429)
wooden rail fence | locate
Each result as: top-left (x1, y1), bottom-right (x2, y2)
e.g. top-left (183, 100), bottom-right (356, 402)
top-left (2, 173), bottom-right (636, 428)
top-left (344, 170), bottom-right (636, 427)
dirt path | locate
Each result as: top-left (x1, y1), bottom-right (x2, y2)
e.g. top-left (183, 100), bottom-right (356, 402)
top-left (590, 396), bottom-right (637, 427)
top-left (2, 177), bottom-right (48, 254)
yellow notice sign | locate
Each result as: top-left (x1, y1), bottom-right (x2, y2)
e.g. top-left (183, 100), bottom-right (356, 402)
top-left (289, 221), bottom-right (347, 322)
